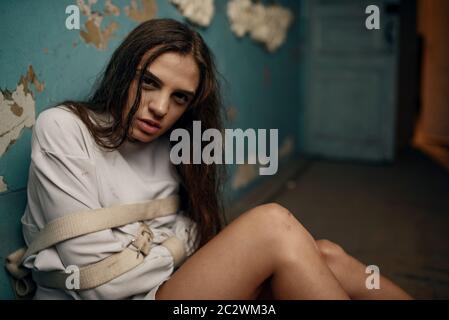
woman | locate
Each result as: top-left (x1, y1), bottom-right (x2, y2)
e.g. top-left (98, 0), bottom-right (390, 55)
top-left (21, 18), bottom-right (411, 300)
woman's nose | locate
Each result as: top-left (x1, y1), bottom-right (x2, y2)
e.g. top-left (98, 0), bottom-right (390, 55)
top-left (148, 93), bottom-right (169, 118)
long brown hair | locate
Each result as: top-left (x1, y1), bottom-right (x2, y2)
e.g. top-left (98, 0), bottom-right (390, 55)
top-left (59, 18), bottom-right (227, 249)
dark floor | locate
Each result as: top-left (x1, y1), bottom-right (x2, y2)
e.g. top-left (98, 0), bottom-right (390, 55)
top-left (232, 149), bottom-right (449, 299)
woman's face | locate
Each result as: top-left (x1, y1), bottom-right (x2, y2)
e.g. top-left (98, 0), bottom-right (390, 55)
top-left (124, 51), bottom-right (200, 143)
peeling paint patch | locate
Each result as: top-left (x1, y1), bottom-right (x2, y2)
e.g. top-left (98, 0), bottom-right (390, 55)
top-left (226, 106), bottom-right (238, 122)
top-left (0, 176), bottom-right (7, 192)
top-left (169, 0), bottom-right (214, 27)
top-left (0, 66), bottom-right (39, 157)
top-left (125, 0), bottom-right (157, 23)
top-left (0, 66), bottom-right (40, 156)
top-left (10, 102), bottom-right (24, 117)
top-left (232, 163), bottom-right (258, 190)
top-left (19, 65), bottom-right (45, 93)
top-left (227, 0), bottom-right (294, 52)
top-left (104, 0), bottom-right (120, 16)
top-left (80, 17), bottom-right (118, 50)
top-left (78, 0), bottom-right (119, 50)
top-left (279, 135), bottom-right (294, 159)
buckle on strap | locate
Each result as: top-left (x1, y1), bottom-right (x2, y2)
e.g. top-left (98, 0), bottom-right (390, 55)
top-left (126, 223), bottom-right (153, 258)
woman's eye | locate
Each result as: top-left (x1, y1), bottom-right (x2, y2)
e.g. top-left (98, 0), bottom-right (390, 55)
top-left (173, 93), bottom-right (189, 105)
top-left (142, 76), bottom-right (158, 89)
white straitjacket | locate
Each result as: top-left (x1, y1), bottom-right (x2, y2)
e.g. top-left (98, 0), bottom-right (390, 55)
top-left (21, 106), bottom-right (198, 299)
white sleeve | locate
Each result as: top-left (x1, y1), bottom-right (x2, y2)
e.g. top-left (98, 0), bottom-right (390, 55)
top-left (27, 107), bottom-right (174, 299)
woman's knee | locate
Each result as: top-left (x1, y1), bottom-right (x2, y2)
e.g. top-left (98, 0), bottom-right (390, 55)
top-left (244, 203), bottom-right (297, 234)
top-left (243, 203), bottom-right (316, 252)
top-left (316, 239), bottom-right (346, 262)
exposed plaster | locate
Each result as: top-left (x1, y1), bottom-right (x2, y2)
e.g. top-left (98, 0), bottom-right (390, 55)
top-left (104, 0), bottom-right (120, 16)
top-left (0, 176), bottom-right (7, 193)
top-left (227, 0), bottom-right (294, 52)
top-left (77, 0), bottom-right (119, 50)
top-left (170, 0), bottom-right (214, 27)
top-left (226, 106), bottom-right (238, 122)
top-left (0, 66), bottom-right (41, 157)
top-left (125, 0), bottom-right (157, 22)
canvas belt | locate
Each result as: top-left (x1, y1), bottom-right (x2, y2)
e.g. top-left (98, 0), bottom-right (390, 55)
top-left (5, 195), bottom-right (186, 296)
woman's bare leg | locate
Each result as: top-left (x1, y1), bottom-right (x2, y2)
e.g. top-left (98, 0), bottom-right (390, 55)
top-left (156, 203), bottom-right (349, 300)
top-left (255, 239), bottom-right (413, 300)
top-left (314, 240), bottom-right (413, 300)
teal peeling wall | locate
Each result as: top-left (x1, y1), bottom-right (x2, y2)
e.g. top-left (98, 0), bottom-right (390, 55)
top-left (0, 0), bottom-right (303, 298)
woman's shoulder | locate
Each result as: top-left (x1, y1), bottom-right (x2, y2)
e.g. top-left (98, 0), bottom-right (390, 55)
top-left (34, 105), bottom-right (95, 158)
top-left (35, 105), bottom-right (83, 130)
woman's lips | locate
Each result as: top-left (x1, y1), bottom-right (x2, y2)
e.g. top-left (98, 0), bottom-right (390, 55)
top-left (137, 118), bottom-right (161, 135)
